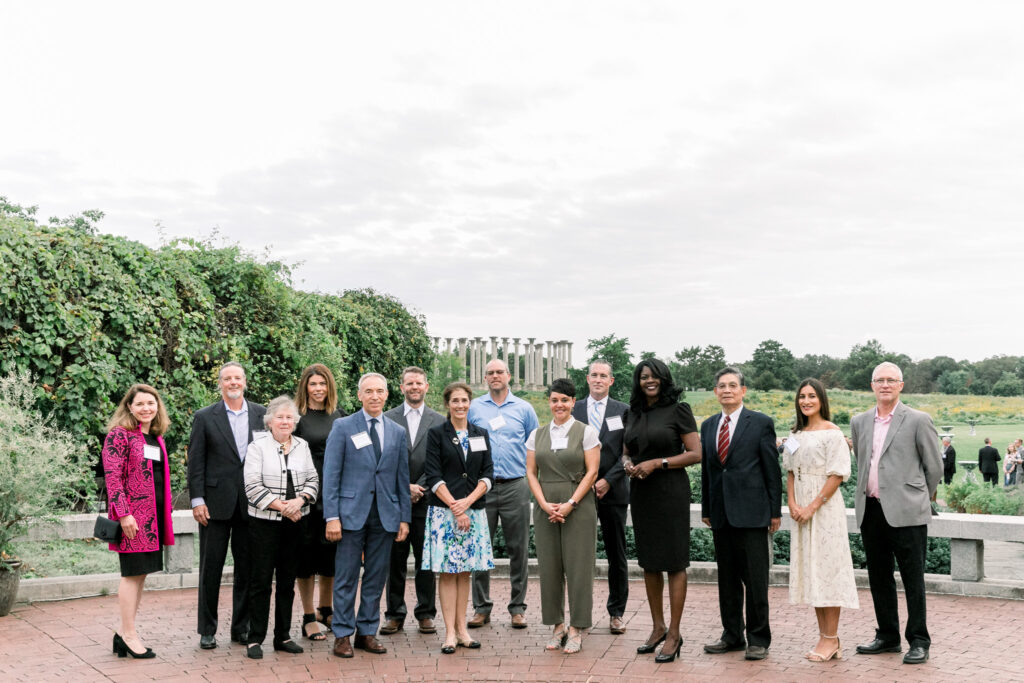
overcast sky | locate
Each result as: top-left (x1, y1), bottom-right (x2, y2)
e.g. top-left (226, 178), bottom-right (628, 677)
top-left (3, 1), bottom-right (1023, 367)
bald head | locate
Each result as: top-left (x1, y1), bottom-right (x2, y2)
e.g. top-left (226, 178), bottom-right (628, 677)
top-left (484, 359), bottom-right (511, 398)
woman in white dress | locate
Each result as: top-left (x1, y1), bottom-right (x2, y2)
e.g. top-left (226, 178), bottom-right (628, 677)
top-left (784, 378), bottom-right (859, 662)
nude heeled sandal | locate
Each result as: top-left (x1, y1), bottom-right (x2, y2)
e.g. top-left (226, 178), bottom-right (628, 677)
top-left (806, 633), bottom-right (842, 662)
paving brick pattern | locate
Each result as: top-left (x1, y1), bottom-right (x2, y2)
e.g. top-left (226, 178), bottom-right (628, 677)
top-left (2, 578), bottom-right (1020, 682)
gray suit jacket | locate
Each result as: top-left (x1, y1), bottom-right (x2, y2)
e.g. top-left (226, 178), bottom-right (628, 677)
top-left (851, 402), bottom-right (942, 528)
top-left (384, 403), bottom-right (445, 518)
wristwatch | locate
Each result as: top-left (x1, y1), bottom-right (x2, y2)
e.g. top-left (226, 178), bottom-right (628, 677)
top-left (661, 458), bottom-right (669, 470)
top-left (568, 498), bottom-right (578, 508)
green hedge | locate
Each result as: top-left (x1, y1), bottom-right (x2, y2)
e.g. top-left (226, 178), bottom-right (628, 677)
top-left (0, 213), bottom-right (432, 496)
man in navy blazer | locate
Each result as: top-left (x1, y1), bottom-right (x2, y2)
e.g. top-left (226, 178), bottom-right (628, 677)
top-left (570, 360), bottom-right (630, 634)
top-left (700, 367), bottom-right (781, 661)
top-left (323, 373), bottom-right (411, 658)
top-left (187, 362), bottom-right (266, 650)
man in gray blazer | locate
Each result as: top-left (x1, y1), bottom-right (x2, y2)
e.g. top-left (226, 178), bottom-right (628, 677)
top-left (381, 367), bottom-right (444, 635)
top-left (850, 362), bottom-right (942, 665)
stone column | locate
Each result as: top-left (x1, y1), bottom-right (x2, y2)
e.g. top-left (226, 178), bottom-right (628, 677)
top-left (501, 337), bottom-right (509, 366)
top-left (525, 337), bottom-right (534, 386)
top-left (458, 338), bottom-right (467, 382)
top-left (475, 337), bottom-right (484, 383)
top-left (512, 338), bottom-right (521, 385)
top-left (544, 341), bottom-right (552, 385)
top-left (489, 336), bottom-right (498, 363)
top-left (445, 337), bottom-right (452, 354)
top-left (567, 342), bottom-right (573, 371)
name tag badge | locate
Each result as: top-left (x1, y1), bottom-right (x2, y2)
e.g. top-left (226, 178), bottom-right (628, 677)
top-left (252, 430), bottom-right (270, 441)
top-left (605, 415), bottom-right (624, 431)
top-left (785, 437), bottom-right (800, 454)
top-left (468, 436), bottom-right (487, 452)
top-left (551, 437), bottom-right (569, 451)
top-left (488, 415), bottom-right (507, 431)
top-left (351, 432), bottom-right (372, 449)
top-left (143, 445), bottom-right (162, 461)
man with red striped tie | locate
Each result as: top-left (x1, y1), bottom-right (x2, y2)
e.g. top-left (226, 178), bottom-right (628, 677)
top-left (700, 367), bottom-right (782, 661)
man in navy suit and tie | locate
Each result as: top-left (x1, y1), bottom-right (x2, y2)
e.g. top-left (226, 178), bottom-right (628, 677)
top-left (570, 359), bottom-right (630, 634)
top-left (323, 373), bottom-right (412, 658)
top-left (700, 367), bottom-right (781, 661)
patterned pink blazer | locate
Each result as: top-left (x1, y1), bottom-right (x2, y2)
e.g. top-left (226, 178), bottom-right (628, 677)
top-left (102, 426), bottom-right (175, 553)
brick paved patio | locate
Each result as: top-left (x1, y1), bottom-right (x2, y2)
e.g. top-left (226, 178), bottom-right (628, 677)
top-left (2, 578), bottom-right (1021, 682)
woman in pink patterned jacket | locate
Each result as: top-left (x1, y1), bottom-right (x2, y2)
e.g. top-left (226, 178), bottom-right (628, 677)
top-left (102, 384), bottom-right (175, 659)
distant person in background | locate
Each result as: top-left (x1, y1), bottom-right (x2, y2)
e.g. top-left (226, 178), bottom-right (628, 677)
top-left (978, 438), bottom-right (1001, 486)
top-left (102, 384), bottom-right (175, 659)
top-left (1015, 439), bottom-right (1024, 485)
top-left (941, 438), bottom-right (956, 485)
top-left (382, 367), bottom-right (444, 636)
top-left (293, 364), bottom-right (347, 641)
top-left (1004, 444), bottom-right (1017, 486)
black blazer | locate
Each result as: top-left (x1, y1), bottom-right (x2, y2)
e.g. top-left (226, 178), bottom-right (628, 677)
top-left (571, 397), bottom-right (630, 506)
top-left (942, 445), bottom-right (957, 475)
top-left (423, 420), bottom-right (493, 510)
top-left (187, 400), bottom-right (267, 520)
top-left (978, 445), bottom-right (1001, 474)
top-left (700, 408), bottom-right (782, 529)
top-left (384, 404), bottom-right (445, 518)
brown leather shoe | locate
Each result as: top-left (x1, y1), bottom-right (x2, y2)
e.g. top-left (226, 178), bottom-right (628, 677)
top-left (510, 614), bottom-right (528, 629)
top-left (468, 613), bottom-right (490, 628)
top-left (333, 636), bottom-right (353, 658)
top-left (379, 619), bottom-right (403, 635)
top-left (418, 618), bottom-right (437, 634)
top-left (354, 634), bottom-right (387, 654)
top-left (609, 616), bottom-right (626, 634)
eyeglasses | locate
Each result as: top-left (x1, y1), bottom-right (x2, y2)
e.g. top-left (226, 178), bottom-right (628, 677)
top-left (871, 378), bottom-right (902, 386)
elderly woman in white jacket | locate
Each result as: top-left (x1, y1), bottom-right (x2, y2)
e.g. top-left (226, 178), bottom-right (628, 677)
top-left (243, 395), bottom-right (319, 659)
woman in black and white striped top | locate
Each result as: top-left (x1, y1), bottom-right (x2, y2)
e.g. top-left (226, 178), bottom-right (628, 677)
top-left (243, 396), bottom-right (319, 659)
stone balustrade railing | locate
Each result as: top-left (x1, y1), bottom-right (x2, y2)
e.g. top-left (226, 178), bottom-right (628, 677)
top-left (428, 336), bottom-right (572, 389)
top-left (14, 507), bottom-right (1024, 603)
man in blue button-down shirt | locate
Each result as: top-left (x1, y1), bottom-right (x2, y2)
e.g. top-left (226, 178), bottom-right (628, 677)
top-left (467, 359), bottom-right (538, 629)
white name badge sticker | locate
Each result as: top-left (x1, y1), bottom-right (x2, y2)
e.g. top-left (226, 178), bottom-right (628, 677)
top-left (488, 415), bottom-right (507, 431)
top-left (351, 432), bottom-right (373, 449)
top-left (252, 430), bottom-right (270, 441)
top-left (605, 415), bottom-right (624, 431)
top-left (143, 445), bottom-right (162, 461)
top-left (551, 437), bottom-right (569, 451)
top-left (468, 436), bottom-right (487, 452)
top-left (785, 437), bottom-right (800, 454)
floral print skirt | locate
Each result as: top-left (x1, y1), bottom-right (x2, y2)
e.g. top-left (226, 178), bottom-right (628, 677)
top-left (422, 505), bottom-right (494, 574)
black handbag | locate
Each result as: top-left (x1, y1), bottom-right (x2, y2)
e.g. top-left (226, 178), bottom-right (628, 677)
top-left (93, 515), bottom-right (122, 542)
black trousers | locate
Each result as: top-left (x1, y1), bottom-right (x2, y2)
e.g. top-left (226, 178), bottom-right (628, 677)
top-left (943, 469), bottom-right (954, 485)
top-left (597, 503), bottom-right (629, 617)
top-left (712, 524), bottom-right (771, 648)
top-left (247, 516), bottom-right (303, 645)
top-left (384, 514), bottom-right (436, 622)
top-left (197, 503), bottom-right (250, 637)
top-left (983, 472), bottom-right (998, 486)
top-left (861, 497), bottom-right (930, 648)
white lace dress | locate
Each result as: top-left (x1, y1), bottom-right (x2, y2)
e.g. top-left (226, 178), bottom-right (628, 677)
top-left (783, 429), bottom-right (859, 608)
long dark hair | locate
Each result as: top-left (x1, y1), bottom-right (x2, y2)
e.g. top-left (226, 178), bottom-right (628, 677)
top-left (629, 358), bottom-right (682, 414)
top-left (793, 377), bottom-right (831, 432)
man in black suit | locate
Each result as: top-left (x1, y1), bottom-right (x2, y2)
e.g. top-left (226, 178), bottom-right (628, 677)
top-left (380, 367), bottom-right (444, 635)
top-left (570, 360), bottom-right (630, 634)
top-left (978, 438), bottom-right (1001, 486)
top-left (188, 362), bottom-right (267, 650)
top-left (700, 367), bottom-right (781, 661)
top-left (941, 438), bottom-right (956, 485)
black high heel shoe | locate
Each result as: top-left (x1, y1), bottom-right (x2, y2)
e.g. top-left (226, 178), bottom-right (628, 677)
top-left (113, 632), bottom-right (155, 659)
top-left (655, 635), bottom-right (683, 663)
top-left (636, 630), bottom-right (667, 654)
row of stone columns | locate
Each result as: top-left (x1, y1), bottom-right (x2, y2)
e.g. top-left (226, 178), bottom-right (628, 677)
top-left (430, 337), bottom-right (573, 389)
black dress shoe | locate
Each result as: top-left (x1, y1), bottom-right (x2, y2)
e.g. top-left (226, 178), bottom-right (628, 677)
top-left (230, 631), bottom-right (249, 644)
top-left (636, 631), bottom-right (667, 654)
top-left (441, 644), bottom-right (456, 654)
top-left (199, 635), bottom-right (217, 650)
top-left (246, 643), bottom-right (263, 659)
top-left (274, 639), bottom-right (304, 654)
top-left (655, 637), bottom-right (682, 663)
top-left (903, 645), bottom-right (929, 664)
top-left (744, 645), bottom-right (769, 660)
top-left (703, 639), bottom-right (745, 654)
top-left (856, 638), bottom-right (902, 655)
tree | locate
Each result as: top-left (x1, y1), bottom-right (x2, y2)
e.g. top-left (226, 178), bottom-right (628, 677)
top-left (972, 355), bottom-right (1022, 388)
top-left (938, 369), bottom-right (970, 395)
top-left (750, 339), bottom-right (798, 390)
top-left (839, 339), bottom-right (910, 390)
top-left (794, 353), bottom-right (842, 387)
top-left (573, 334), bottom-right (634, 402)
top-left (906, 356), bottom-right (961, 393)
top-left (670, 345), bottom-right (726, 390)
top-left (992, 372), bottom-right (1024, 397)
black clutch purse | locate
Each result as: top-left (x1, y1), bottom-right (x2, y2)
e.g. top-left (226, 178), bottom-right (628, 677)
top-left (93, 515), bottom-right (122, 542)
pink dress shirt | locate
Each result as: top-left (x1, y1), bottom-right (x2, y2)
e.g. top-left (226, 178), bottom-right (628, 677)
top-left (866, 403), bottom-right (899, 498)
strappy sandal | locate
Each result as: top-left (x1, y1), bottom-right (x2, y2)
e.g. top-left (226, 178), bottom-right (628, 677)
top-left (317, 606), bottom-right (333, 628)
top-left (562, 631), bottom-right (583, 654)
top-left (545, 628), bottom-right (567, 651)
top-left (806, 633), bottom-right (842, 662)
top-left (303, 613), bottom-right (326, 641)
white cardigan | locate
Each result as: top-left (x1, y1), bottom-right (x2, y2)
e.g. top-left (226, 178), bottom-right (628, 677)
top-left (244, 434), bottom-right (319, 521)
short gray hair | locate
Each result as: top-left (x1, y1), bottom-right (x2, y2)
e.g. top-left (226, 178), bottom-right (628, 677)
top-left (358, 372), bottom-right (388, 390)
top-left (871, 361), bottom-right (903, 382)
top-left (714, 366), bottom-right (745, 387)
top-left (263, 395), bottom-right (300, 427)
top-left (218, 361), bottom-right (246, 379)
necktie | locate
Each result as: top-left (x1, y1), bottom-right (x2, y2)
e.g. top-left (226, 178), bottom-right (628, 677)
top-left (369, 418), bottom-right (382, 463)
top-left (589, 400), bottom-right (602, 431)
top-left (717, 415), bottom-right (731, 464)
